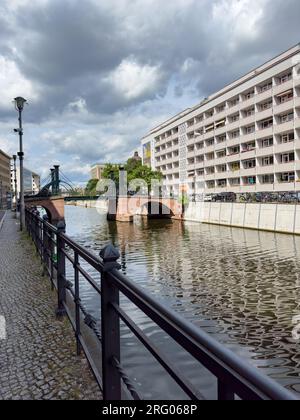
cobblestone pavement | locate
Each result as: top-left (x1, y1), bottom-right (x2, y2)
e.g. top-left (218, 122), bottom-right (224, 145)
top-left (0, 212), bottom-right (102, 400)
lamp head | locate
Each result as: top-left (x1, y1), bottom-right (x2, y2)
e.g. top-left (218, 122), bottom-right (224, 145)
top-left (14, 97), bottom-right (27, 111)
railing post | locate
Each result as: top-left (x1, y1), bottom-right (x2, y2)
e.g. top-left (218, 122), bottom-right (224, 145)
top-left (56, 220), bottom-right (67, 318)
top-left (218, 379), bottom-right (235, 400)
top-left (100, 244), bottom-right (122, 400)
top-left (42, 215), bottom-right (49, 276)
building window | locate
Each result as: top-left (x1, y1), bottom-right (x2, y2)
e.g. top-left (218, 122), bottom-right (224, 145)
top-left (262, 156), bottom-right (274, 166)
top-left (279, 172), bottom-right (295, 183)
top-left (230, 98), bottom-right (239, 107)
top-left (206, 153), bottom-right (215, 161)
top-left (231, 178), bottom-right (240, 186)
top-left (244, 90), bottom-right (255, 100)
top-left (217, 105), bottom-right (226, 113)
top-left (245, 107), bottom-right (255, 117)
top-left (206, 139), bottom-right (214, 146)
top-left (229, 146), bottom-right (240, 155)
top-left (230, 114), bottom-right (240, 122)
top-left (278, 91), bottom-right (293, 103)
top-left (215, 119), bottom-right (226, 128)
top-left (218, 165), bottom-right (227, 172)
top-left (217, 135), bottom-right (226, 143)
top-left (243, 159), bottom-right (256, 169)
top-left (217, 179), bottom-right (227, 187)
top-left (260, 118), bottom-right (273, 129)
top-left (231, 130), bottom-right (240, 139)
top-left (279, 72), bottom-right (292, 84)
top-left (262, 137), bottom-right (273, 148)
top-left (245, 176), bottom-right (256, 185)
top-left (280, 132), bottom-right (294, 143)
top-left (280, 152), bottom-right (295, 163)
top-left (243, 142), bottom-right (256, 151)
top-left (245, 125), bottom-right (255, 134)
top-left (231, 162), bottom-right (240, 172)
top-left (217, 150), bottom-right (226, 158)
top-left (262, 174), bottom-right (274, 184)
top-left (260, 82), bottom-right (273, 92)
top-left (280, 112), bottom-right (294, 123)
top-left (260, 100), bottom-right (273, 110)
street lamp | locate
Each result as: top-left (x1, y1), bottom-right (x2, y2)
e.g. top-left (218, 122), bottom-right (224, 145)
top-left (14, 96), bottom-right (27, 231)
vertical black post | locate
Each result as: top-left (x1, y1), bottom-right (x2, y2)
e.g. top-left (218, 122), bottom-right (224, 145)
top-left (42, 215), bottom-right (49, 276)
top-left (56, 220), bottom-right (67, 317)
top-left (74, 251), bottom-right (81, 356)
top-left (100, 244), bottom-right (121, 400)
top-left (218, 379), bottom-right (235, 400)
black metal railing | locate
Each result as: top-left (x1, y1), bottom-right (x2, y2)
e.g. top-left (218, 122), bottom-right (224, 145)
top-left (25, 208), bottom-right (298, 401)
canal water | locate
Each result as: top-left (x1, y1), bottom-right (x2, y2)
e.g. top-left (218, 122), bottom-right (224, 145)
top-left (65, 205), bottom-right (300, 399)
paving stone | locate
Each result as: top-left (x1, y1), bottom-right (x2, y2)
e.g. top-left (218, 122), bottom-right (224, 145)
top-left (0, 213), bottom-right (102, 400)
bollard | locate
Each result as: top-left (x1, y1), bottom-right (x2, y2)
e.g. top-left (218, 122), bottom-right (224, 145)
top-left (56, 220), bottom-right (67, 318)
top-left (100, 244), bottom-right (121, 400)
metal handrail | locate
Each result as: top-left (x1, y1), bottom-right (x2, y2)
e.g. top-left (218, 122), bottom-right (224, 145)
top-left (25, 208), bottom-right (298, 401)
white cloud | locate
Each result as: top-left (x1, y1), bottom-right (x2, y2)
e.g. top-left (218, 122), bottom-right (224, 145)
top-left (0, 56), bottom-right (38, 110)
top-left (105, 58), bottom-right (162, 100)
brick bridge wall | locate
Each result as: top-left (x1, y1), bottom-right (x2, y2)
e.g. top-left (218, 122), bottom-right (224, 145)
top-left (108, 196), bottom-right (183, 222)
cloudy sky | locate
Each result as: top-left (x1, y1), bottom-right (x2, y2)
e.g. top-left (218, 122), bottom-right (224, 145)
top-left (0, 0), bottom-right (299, 185)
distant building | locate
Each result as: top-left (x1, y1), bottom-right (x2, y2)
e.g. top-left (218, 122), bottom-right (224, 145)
top-left (0, 149), bottom-right (11, 209)
top-left (91, 163), bottom-right (106, 180)
top-left (14, 167), bottom-right (40, 197)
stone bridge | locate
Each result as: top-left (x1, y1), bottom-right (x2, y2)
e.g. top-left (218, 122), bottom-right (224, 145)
top-left (107, 196), bottom-right (184, 222)
top-left (24, 196), bottom-right (65, 226)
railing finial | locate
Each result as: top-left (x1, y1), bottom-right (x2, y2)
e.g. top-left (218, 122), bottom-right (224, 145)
top-left (100, 244), bottom-right (121, 272)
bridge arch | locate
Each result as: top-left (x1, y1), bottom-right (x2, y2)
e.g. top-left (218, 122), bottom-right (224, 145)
top-left (139, 200), bottom-right (174, 219)
top-left (25, 196), bottom-right (65, 226)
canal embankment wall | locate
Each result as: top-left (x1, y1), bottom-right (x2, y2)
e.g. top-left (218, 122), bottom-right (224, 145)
top-left (67, 200), bottom-right (300, 235)
top-left (185, 202), bottom-right (300, 235)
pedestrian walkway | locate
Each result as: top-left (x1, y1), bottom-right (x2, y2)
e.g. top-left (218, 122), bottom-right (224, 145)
top-left (0, 212), bottom-right (102, 400)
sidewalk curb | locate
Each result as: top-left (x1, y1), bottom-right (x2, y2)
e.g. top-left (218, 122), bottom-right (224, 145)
top-left (0, 211), bottom-right (7, 232)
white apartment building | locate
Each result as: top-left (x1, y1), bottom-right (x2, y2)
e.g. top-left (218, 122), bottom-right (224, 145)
top-left (141, 44), bottom-right (300, 197)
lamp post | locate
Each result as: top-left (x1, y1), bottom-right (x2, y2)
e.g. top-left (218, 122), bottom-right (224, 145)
top-left (13, 155), bottom-right (17, 213)
top-left (14, 96), bottom-right (27, 231)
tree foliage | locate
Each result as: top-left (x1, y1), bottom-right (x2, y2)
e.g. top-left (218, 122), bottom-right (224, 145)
top-left (86, 158), bottom-right (162, 195)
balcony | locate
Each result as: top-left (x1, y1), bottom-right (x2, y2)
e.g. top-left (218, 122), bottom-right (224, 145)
top-left (256, 165), bottom-right (275, 175)
top-left (275, 142), bottom-right (295, 154)
top-left (256, 146), bottom-right (275, 157)
top-left (240, 97), bottom-right (256, 111)
top-left (256, 126), bottom-right (274, 139)
top-left (256, 88), bottom-right (273, 102)
top-left (226, 103), bottom-right (240, 115)
top-left (257, 108), bottom-right (273, 121)
top-left (274, 121), bottom-right (294, 134)
top-left (227, 153), bottom-right (241, 163)
top-left (273, 79), bottom-right (294, 96)
top-left (214, 125), bottom-right (227, 137)
top-left (240, 149), bottom-right (256, 160)
top-left (205, 173), bottom-right (216, 181)
top-left (241, 114), bottom-right (256, 126)
top-left (275, 162), bottom-right (295, 172)
top-left (240, 132), bottom-right (256, 144)
top-left (274, 182), bottom-right (296, 192)
top-left (214, 156), bottom-right (227, 166)
top-left (241, 167), bottom-right (257, 176)
top-left (274, 100), bottom-right (294, 116)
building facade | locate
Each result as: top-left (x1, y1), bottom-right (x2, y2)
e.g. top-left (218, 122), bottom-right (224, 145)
top-left (141, 44), bottom-right (300, 197)
top-left (14, 167), bottom-right (40, 197)
top-left (91, 164), bottom-right (106, 180)
top-left (0, 149), bottom-right (11, 209)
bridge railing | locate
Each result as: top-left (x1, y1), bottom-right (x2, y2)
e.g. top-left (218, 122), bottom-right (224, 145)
top-left (25, 208), bottom-right (297, 401)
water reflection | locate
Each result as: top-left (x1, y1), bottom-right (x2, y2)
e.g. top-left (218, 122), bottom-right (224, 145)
top-left (65, 206), bottom-right (300, 398)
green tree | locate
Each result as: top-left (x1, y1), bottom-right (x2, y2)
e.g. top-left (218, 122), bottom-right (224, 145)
top-left (85, 179), bottom-right (98, 196)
